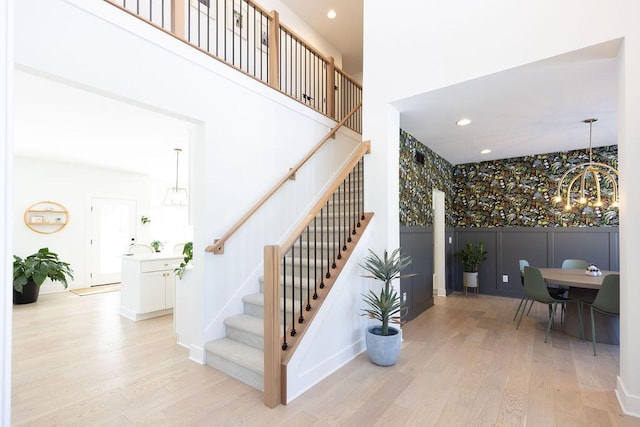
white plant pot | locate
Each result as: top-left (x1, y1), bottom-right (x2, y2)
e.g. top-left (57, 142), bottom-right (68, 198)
top-left (463, 272), bottom-right (479, 288)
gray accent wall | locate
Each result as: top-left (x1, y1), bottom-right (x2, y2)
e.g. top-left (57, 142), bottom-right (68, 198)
top-left (454, 227), bottom-right (619, 297)
top-left (400, 227), bottom-right (434, 321)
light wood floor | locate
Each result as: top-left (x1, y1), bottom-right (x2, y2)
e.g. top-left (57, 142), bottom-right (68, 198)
top-left (12, 291), bottom-right (640, 426)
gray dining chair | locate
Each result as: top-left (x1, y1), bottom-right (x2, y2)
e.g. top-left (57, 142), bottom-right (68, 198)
top-left (583, 273), bottom-right (620, 356)
top-left (562, 259), bottom-right (589, 270)
top-left (513, 260), bottom-right (534, 321)
top-left (517, 266), bottom-right (584, 343)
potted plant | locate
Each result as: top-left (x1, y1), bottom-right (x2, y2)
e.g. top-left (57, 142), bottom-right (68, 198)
top-left (454, 242), bottom-right (487, 294)
top-left (13, 247), bottom-right (74, 304)
top-left (174, 242), bottom-right (193, 279)
top-left (150, 240), bottom-right (164, 253)
top-left (360, 248), bottom-right (414, 366)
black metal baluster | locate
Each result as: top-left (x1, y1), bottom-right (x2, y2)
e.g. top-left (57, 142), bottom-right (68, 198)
top-left (357, 160), bottom-right (362, 227)
top-left (298, 235), bottom-right (304, 323)
top-left (325, 201), bottom-right (331, 279)
top-left (223, 0), bottom-right (227, 61)
top-left (161, 0), bottom-right (164, 28)
top-left (342, 179), bottom-right (348, 250)
top-left (332, 192), bottom-right (337, 269)
top-left (290, 245), bottom-right (296, 337)
top-left (320, 208), bottom-right (326, 287)
top-left (349, 172), bottom-right (355, 238)
top-left (206, 0), bottom-right (210, 51)
top-left (337, 184), bottom-right (342, 260)
top-left (313, 216), bottom-right (318, 299)
top-left (361, 159), bottom-right (365, 221)
top-left (282, 255), bottom-right (288, 350)
top-left (306, 228), bottom-right (311, 310)
top-left (215, 0), bottom-right (219, 56)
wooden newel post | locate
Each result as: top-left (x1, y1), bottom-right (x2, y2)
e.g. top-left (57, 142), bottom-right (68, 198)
top-left (263, 245), bottom-right (282, 408)
top-left (171, 0), bottom-right (186, 39)
top-left (326, 56), bottom-right (336, 119)
top-left (268, 11), bottom-right (280, 90)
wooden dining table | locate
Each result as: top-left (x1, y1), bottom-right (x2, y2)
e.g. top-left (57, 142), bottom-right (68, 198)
top-left (539, 268), bottom-right (619, 344)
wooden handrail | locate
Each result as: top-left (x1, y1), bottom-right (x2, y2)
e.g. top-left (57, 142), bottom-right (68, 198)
top-left (205, 102), bottom-right (363, 254)
top-left (279, 141), bottom-right (370, 253)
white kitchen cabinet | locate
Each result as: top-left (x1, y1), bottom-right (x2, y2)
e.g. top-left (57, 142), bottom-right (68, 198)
top-left (119, 254), bottom-right (182, 321)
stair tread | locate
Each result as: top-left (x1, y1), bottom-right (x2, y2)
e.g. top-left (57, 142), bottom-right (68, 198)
top-left (205, 338), bottom-right (263, 374)
top-left (224, 314), bottom-right (264, 336)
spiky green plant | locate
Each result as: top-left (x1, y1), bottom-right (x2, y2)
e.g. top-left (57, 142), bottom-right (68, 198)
top-left (360, 248), bottom-right (413, 336)
top-left (13, 247), bottom-right (74, 293)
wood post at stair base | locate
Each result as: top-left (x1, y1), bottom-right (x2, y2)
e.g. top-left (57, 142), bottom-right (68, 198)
top-left (263, 245), bottom-right (281, 408)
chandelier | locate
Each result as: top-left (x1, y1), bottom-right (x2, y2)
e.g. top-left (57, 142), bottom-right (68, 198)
top-left (553, 118), bottom-right (619, 210)
top-left (163, 148), bottom-right (189, 207)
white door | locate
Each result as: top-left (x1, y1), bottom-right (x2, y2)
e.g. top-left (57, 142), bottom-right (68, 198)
top-left (433, 189), bottom-right (446, 297)
top-left (90, 198), bottom-right (137, 286)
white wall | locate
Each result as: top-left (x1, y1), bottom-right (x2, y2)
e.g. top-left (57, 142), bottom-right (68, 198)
top-left (285, 220), bottom-right (372, 402)
top-left (12, 157), bottom-right (153, 291)
top-left (13, 0), bottom-right (358, 363)
top-left (362, 0), bottom-right (640, 417)
top-left (1, 0), bottom-right (14, 423)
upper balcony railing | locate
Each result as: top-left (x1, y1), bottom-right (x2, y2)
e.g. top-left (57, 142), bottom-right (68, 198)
top-left (105, 0), bottom-right (362, 133)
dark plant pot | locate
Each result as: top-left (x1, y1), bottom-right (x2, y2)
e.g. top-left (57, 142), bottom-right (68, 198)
top-left (13, 280), bottom-right (40, 304)
top-left (365, 326), bottom-right (401, 366)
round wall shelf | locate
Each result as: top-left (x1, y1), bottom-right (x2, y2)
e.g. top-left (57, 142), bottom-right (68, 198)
top-left (24, 201), bottom-right (69, 234)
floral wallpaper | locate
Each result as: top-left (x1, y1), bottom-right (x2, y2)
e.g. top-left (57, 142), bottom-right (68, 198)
top-left (399, 129), bottom-right (619, 228)
top-left (453, 146), bottom-right (618, 227)
top-left (399, 130), bottom-right (456, 227)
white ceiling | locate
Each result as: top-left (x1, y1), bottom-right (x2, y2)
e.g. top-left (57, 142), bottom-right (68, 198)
top-left (14, 71), bottom-right (195, 182)
top-left (395, 41), bottom-right (620, 165)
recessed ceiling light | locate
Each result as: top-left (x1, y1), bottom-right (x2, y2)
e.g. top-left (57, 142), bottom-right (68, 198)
top-left (327, 10), bottom-right (336, 19)
top-left (480, 149), bottom-right (491, 154)
top-left (456, 118), bottom-right (471, 126)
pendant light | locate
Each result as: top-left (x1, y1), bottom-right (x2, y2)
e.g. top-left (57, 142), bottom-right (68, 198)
top-left (163, 148), bottom-right (189, 207)
top-left (553, 118), bottom-right (619, 210)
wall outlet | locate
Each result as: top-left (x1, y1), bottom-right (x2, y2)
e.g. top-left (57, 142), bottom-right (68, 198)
top-left (502, 274), bottom-right (509, 283)
top-left (402, 292), bottom-right (407, 303)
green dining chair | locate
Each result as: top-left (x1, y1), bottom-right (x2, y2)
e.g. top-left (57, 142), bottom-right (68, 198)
top-left (562, 259), bottom-right (589, 269)
top-left (584, 274), bottom-right (620, 356)
top-left (513, 260), bottom-right (534, 321)
top-left (517, 266), bottom-right (584, 343)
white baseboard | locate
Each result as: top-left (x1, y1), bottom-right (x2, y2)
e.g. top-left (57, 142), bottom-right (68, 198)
top-left (189, 345), bottom-right (206, 365)
top-left (616, 376), bottom-right (640, 419)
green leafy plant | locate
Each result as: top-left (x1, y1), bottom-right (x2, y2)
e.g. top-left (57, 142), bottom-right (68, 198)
top-left (360, 248), bottom-right (414, 336)
top-left (140, 215), bottom-right (150, 224)
top-left (150, 240), bottom-right (164, 252)
top-left (454, 242), bottom-right (487, 272)
top-left (174, 242), bottom-right (193, 279)
top-left (13, 247), bottom-right (74, 293)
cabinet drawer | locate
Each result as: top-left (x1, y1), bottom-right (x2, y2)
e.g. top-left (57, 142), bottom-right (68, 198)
top-left (141, 259), bottom-right (177, 273)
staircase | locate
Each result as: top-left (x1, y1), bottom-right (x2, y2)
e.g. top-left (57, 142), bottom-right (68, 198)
top-left (204, 175), bottom-right (365, 392)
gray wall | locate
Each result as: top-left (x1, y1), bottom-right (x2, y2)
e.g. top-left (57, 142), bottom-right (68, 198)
top-left (455, 227), bottom-right (619, 297)
top-left (400, 227), bottom-right (434, 321)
